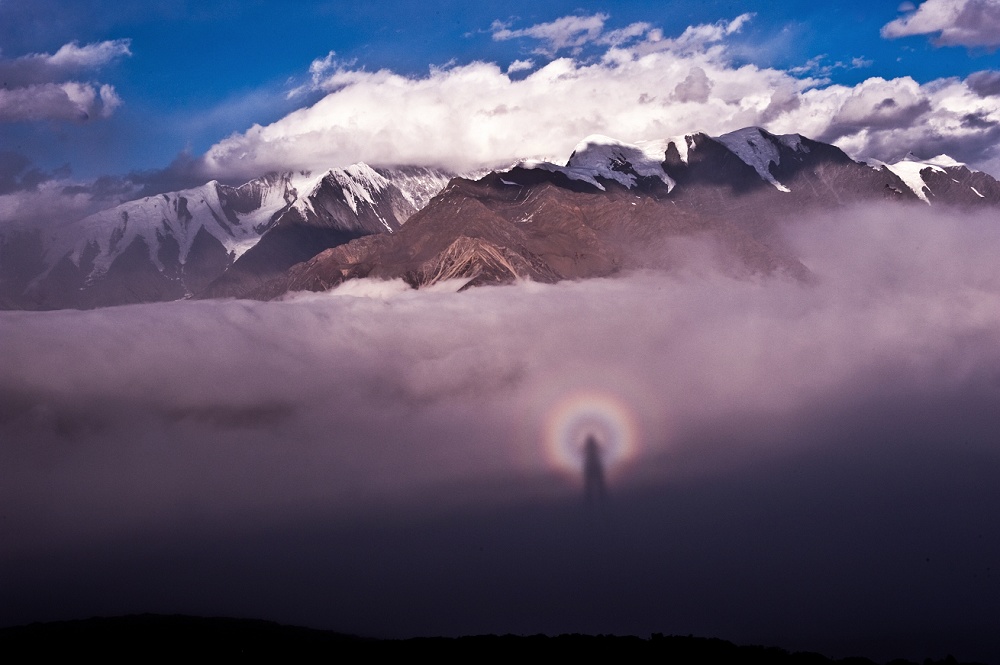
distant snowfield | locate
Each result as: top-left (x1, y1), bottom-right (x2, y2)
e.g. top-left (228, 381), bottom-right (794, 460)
top-left (2, 204), bottom-right (1000, 662)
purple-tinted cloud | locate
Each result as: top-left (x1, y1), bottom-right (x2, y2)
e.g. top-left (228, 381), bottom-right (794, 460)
top-left (966, 69), bottom-right (1000, 96)
top-left (1, 204), bottom-right (999, 660)
top-left (0, 39), bottom-right (130, 122)
top-left (882, 0), bottom-right (1000, 48)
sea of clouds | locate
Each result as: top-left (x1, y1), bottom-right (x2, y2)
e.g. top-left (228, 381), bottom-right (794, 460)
top-left (2, 204), bottom-right (999, 661)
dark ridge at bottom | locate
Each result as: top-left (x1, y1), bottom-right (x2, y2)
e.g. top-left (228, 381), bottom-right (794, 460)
top-left (0, 615), bottom-right (985, 664)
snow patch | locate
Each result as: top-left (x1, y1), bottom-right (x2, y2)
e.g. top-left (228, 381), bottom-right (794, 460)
top-left (519, 159), bottom-right (606, 190)
top-left (776, 133), bottom-right (809, 154)
top-left (520, 134), bottom-right (675, 191)
top-left (291, 163), bottom-right (393, 223)
top-left (926, 154), bottom-right (965, 168)
top-left (715, 127), bottom-right (797, 193)
top-left (329, 164), bottom-right (390, 214)
top-left (666, 134), bottom-right (691, 164)
top-left (49, 179), bottom-right (280, 276)
top-left (376, 167), bottom-right (454, 211)
top-left (879, 157), bottom-right (947, 204)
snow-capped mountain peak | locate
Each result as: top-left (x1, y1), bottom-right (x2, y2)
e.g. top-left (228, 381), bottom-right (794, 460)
top-left (50, 178), bottom-right (283, 277)
top-left (866, 151), bottom-right (993, 203)
top-left (287, 163), bottom-right (406, 233)
top-left (565, 135), bottom-right (676, 191)
top-left (666, 134), bottom-right (695, 164)
top-left (324, 163), bottom-right (390, 214)
top-left (517, 128), bottom-right (823, 194)
top-left (873, 156), bottom-right (948, 203)
top-left (516, 135), bottom-right (675, 192)
top-left (714, 127), bottom-right (807, 193)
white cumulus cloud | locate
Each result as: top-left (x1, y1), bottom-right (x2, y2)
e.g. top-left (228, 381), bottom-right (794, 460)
top-left (881, 0), bottom-right (1000, 48)
top-left (201, 13), bottom-right (1000, 180)
top-left (0, 39), bottom-right (130, 122)
top-left (506, 59), bottom-right (535, 74)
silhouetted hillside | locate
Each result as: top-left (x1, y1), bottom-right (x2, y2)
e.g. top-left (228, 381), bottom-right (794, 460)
top-left (0, 615), bottom-right (987, 663)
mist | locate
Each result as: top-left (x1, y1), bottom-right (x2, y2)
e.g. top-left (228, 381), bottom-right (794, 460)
top-left (2, 203), bottom-right (999, 662)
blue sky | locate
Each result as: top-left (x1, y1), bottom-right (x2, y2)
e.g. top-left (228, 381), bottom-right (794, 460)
top-left (2, 0), bottom-right (1000, 205)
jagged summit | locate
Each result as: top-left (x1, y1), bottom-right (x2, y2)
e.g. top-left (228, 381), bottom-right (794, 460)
top-left (561, 135), bottom-right (677, 191)
top-left (4, 126), bottom-right (1000, 310)
top-left (47, 176), bottom-right (293, 278)
top-left (264, 127), bottom-right (1000, 301)
top-left (18, 164), bottom-right (451, 309)
top-left (510, 127), bottom-right (1000, 208)
top-left (520, 127), bottom-right (820, 195)
top-left (714, 127), bottom-right (811, 192)
top-left (869, 151), bottom-right (995, 203)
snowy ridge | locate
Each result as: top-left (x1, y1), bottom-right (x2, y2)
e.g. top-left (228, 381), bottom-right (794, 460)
top-left (882, 161), bottom-right (943, 203)
top-left (47, 180), bottom-right (286, 278)
top-left (715, 127), bottom-right (804, 193)
top-left (869, 154), bottom-right (961, 203)
top-left (667, 134), bottom-right (693, 164)
top-left (39, 163), bottom-right (450, 287)
top-left (518, 135), bottom-right (675, 191)
top-left (224, 173), bottom-right (297, 232)
top-left (565, 135), bottom-right (675, 191)
top-left (290, 164), bottom-right (403, 232)
top-left (290, 164), bottom-right (389, 217)
top-left (518, 128), bottom-right (823, 194)
top-left (518, 159), bottom-right (608, 190)
top-left (329, 164), bottom-right (391, 214)
top-left (376, 166), bottom-right (455, 211)
top-left (924, 154), bottom-right (965, 168)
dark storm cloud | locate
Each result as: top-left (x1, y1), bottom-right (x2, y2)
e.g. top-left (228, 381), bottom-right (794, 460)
top-left (60, 174), bottom-right (136, 201)
top-left (0, 40), bottom-right (131, 88)
top-left (1, 205), bottom-right (1000, 662)
top-left (882, 0), bottom-right (1000, 49)
top-left (0, 154), bottom-right (206, 228)
top-left (124, 150), bottom-right (214, 198)
top-left (961, 110), bottom-right (999, 129)
top-left (820, 96), bottom-right (933, 143)
top-left (0, 151), bottom-right (69, 194)
top-left (865, 118), bottom-right (1000, 166)
top-left (966, 69), bottom-right (1000, 97)
top-left (0, 40), bottom-right (129, 122)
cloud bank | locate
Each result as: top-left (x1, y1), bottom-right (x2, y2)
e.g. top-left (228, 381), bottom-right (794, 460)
top-left (2, 205), bottom-right (999, 660)
top-left (201, 14), bottom-right (1000, 180)
top-left (0, 39), bottom-right (130, 122)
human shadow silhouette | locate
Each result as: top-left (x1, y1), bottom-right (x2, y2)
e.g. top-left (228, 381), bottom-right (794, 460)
top-left (583, 434), bottom-right (606, 505)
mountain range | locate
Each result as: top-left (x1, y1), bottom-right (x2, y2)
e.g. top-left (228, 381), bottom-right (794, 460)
top-left (2, 127), bottom-right (998, 310)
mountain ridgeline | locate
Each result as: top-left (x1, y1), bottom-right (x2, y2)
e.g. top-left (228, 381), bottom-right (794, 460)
top-left (1, 128), bottom-right (998, 309)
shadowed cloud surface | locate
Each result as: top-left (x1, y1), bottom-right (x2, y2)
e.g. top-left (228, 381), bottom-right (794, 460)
top-left (1, 204), bottom-right (999, 662)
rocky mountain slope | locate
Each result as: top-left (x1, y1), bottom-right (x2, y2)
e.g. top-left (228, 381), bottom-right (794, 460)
top-left (1, 166), bottom-right (452, 309)
top-left (2, 127), bottom-right (998, 309)
top-left (259, 127), bottom-right (1000, 300)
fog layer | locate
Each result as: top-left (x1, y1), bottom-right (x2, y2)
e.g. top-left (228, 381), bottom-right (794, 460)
top-left (1, 204), bottom-right (999, 662)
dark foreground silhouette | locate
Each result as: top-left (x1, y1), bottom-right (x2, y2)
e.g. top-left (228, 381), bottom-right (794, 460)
top-left (0, 615), bottom-right (986, 663)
